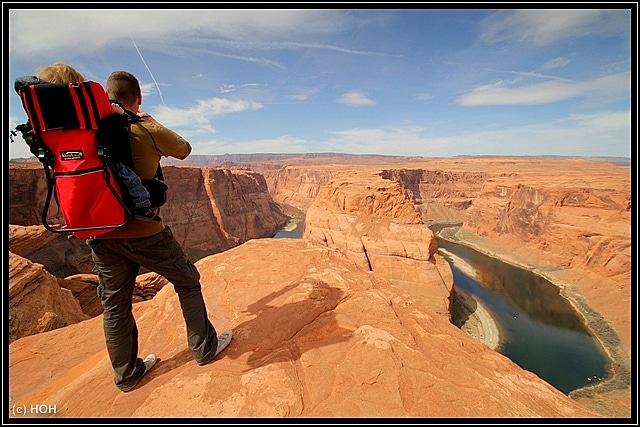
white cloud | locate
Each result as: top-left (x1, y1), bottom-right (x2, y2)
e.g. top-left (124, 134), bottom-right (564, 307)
top-left (8, 9), bottom-right (349, 58)
top-left (140, 82), bottom-right (158, 97)
top-left (322, 126), bottom-right (432, 155)
top-left (414, 93), bottom-right (433, 102)
top-left (543, 56), bottom-right (572, 69)
top-left (456, 72), bottom-right (629, 106)
top-left (480, 9), bottom-right (630, 47)
top-left (287, 87), bottom-right (321, 102)
top-left (149, 97), bottom-right (263, 137)
top-left (487, 69), bottom-right (574, 82)
top-left (457, 80), bottom-right (582, 106)
top-left (337, 90), bottom-right (376, 107)
top-left (194, 135), bottom-right (307, 155)
top-left (314, 109), bottom-right (631, 157)
top-left (565, 110), bottom-right (631, 132)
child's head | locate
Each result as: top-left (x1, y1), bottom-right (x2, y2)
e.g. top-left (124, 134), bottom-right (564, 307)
top-left (36, 62), bottom-right (85, 84)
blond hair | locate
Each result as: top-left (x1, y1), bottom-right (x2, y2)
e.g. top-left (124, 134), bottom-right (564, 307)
top-left (36, 62), bottom-right (85, 84)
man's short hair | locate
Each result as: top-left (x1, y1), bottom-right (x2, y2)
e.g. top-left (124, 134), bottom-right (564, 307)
top-left (106, 71), bottom-right (141, 106)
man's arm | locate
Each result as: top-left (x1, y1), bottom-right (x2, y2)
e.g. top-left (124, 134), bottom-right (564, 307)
top-left (138, 112), bottom-right (192, 160)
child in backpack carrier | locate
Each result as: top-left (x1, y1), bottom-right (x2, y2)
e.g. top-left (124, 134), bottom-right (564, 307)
top-left (33, 63), bottom-right (159, 222)
top-left (106, 101), bottom-right (159, 221)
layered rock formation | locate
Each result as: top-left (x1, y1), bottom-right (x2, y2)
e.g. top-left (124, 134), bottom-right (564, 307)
top-left (8, 252), bottom-right (88, 344)
top-left (380, 168), bottom-right (487, 224)
top-left (7, 156), bottom-right (631, 418)
top-left (260, 167), bottom-right (335, 211)
top-left (8, 164), bottom-right (287, 275)
top-left (8, 239), bottom-right (600, 418)
top-left (251, 157), bottom-right (632, 418)
top-left (303, 171), bottom-right (451, 315)
top-left (161, 167), bottom-right (287, 256)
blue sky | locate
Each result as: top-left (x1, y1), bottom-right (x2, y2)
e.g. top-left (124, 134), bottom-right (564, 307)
top-left (7, 7), bottom-right (633, 160)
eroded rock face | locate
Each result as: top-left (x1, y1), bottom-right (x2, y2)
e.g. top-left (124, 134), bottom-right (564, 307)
top-left (55, 274), bottom-right (103, 318)
top-left (8, 253), bottom-right (89, 344)
top-left (464, 173), bottom-right (631, 280)
top-left (8, 164), bottom-right (288, 273)
top-left (260, 167), bottom-right (335, 211)
top-left (7, 156), bottom-right (631, 418)
top-left (8, 224), bottom-right (59, 257)
top-left (123, 166), bottom-right (287, 260)
top-left (381, 168), bottom-right (488, 224)
top-left (303, 171), bottom-right (443, 288)
top-left (9, 225), bottom-right (95, 278)
top-left (8, 239), bottom-right (599, 418)
top-left (460, 163), bottom-right (632, 354)
top-left (7, 164), bottom-right (52, 226)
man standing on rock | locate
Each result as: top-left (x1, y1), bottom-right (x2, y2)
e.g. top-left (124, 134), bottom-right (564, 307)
top-left (87, 70), bottom-right (232, 392)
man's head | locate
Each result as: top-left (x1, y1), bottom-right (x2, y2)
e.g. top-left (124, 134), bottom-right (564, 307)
top-left (36, 62), bottom-right (84, 83)
top-left (106, 71), bottom-right (142, 111)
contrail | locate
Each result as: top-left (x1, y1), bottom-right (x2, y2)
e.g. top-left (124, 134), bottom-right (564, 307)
top-left (130, 36), bottom-right (167, 106)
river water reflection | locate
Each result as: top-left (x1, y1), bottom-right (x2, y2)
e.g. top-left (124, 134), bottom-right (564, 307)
top-left (433, 226), bottom-right (611, 395)
top-left (274, 216), bottom-right (611, 394)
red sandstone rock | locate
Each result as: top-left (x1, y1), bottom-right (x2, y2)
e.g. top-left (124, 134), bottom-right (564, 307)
top-left (8, 164), bottom-right (287, 275)
top-left (8, 253), bottom-right (88, 344)
top-left (7, 157), bottom-right (631, 417)
top-left (8, 239), bottom-right (600, 418)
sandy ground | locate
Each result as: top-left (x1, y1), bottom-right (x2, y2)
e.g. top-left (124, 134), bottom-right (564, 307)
top-left (452, 287), bottom-right (501, 350)
top-left (437, 248), bottom-right (501, 350)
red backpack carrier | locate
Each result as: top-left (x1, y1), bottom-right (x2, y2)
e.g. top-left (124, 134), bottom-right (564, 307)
top-left (14, 79), bottom-right (132, 238)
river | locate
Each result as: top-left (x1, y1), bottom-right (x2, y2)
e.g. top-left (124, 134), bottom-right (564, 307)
top-left (432, 225), bottom-right (611, 395)
top-left (273, 215), bottom-right (612, 395)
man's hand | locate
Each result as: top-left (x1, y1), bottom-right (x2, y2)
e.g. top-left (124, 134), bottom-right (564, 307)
top-left (137, 108), bottom-right (151, 118)
top-left (111, 103), bottom-right (125, 115)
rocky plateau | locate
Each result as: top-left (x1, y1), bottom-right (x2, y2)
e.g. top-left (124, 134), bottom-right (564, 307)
top-left (7, 155), bottom-right (632, 419)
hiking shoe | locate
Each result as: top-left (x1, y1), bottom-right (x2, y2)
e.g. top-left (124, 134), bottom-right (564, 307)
top-left (120, 353), bottom-right (157, 392)
top-left (133, 208), bottom-right (160, 221)
top-left (143, 353), bottom-right (158, 373)
top-left (198, 329), bottom-right (233, 366)
top-left (215, 329), bottom-right (233, 358)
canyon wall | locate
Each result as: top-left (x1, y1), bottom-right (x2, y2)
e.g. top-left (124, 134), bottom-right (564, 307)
top-left (250, 157), bottom-right (632, 417)
top-left (9, 163), bottom-right (287, 274)
top-left (251, 159), bottom-right (631, 358)
top-left (302, 171), bottom-right (452, 318)
top-left (7, 157), bottom-right (631, 418)
top-left (463, 171), bottom-right (631, 281)
top-left (260, 167), bottom-right (335, 211)
top-left (380, 168), bottom-right (488, 224)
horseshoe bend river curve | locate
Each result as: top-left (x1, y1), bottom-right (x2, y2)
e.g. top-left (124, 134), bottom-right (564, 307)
top-left (273, 216), bottom-right (613, 395)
